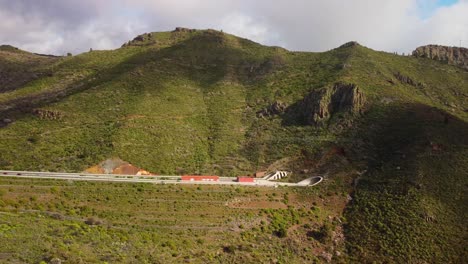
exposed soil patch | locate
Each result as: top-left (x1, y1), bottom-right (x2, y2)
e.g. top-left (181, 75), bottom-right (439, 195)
top-left (84, 158), bottom-right (153, 175)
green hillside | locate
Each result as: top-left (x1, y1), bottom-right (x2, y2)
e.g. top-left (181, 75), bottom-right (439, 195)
top-left (0, 45), bottom-right (59, 93)
top-left (0, 29), bottom-right (351, 174)
top-left (0, 28), bottom-right (467, 263)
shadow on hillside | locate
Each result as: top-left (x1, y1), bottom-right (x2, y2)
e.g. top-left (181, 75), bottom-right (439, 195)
top-left (0, 30), bottom-right (285, 127)
top-left (345, 103), bottom-right (468, 172)
top-left (280, 99), bottom-right (310, 126)
top-left (341, 102), bottom-right (468, 263)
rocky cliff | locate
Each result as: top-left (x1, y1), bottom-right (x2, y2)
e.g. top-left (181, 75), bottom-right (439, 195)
top-left (300, 82), bottom-right (366, 125)
top-left (412, 45), bottom-right (468, 70)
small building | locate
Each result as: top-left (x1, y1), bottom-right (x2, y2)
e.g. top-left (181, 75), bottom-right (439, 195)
top-left (237, 177), bottom-right (255, 183)
top-left (181, 175), bottom-right (219, 182)
top-left (254, 171), bottom-right (266, 178)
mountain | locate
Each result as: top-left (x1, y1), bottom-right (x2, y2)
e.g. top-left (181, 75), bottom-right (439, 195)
top-left (0, 28), bottom-right (467, 263)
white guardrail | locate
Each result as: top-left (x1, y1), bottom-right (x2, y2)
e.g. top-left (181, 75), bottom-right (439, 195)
top-left (0, 170), bottom-right (324, 187)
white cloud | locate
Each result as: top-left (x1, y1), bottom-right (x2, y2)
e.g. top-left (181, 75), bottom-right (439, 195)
top-left (412, 1), bottom-right (468, 48)
top-left (0, 0), bottom-right (466, 55)
top-left (0, 0), bottom-right (148, 55)
top-left (220, 13), bottom-right (277, 45)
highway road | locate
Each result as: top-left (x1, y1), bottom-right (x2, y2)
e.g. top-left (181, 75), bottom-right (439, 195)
top-left (0, 170), bottom-right (323, 187)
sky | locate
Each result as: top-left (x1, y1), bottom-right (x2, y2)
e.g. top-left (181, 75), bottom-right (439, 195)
top-left (0, 0), bottom-right (466, 55)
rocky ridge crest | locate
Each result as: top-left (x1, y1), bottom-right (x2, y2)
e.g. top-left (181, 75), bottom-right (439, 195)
top-left (412, 45), bottom-right (468, 70)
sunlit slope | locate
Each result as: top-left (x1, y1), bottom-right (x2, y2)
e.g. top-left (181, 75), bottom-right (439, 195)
top-left (0, 30), bottom-right (348, 174)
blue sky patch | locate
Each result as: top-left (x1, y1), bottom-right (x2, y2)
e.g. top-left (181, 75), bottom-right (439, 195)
top-left (437, 0), bottom-right (458, 7)
top-left (418, 0), bottom-right (459, 19)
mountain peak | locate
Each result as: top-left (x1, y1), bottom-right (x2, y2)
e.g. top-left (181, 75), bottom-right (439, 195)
top-left (122, 27), bottom-right (205, 48)
top-left (173, 27), bottom-right (198, 33)
top-left (0, 44), bottom-right (23, 53)
top-left (338, 41), bottom-right (361, 49)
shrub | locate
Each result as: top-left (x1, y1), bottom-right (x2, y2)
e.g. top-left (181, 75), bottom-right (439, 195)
top-left (84, 217), bottom-right (103, 226)
top-left (223, 245), bottom-right (236, 254)
top-left (307, 223), bottom-right (332, 243)
top-left (274, 227), bottom-right (288, 238)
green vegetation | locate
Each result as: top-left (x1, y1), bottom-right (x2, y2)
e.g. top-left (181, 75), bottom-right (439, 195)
top-left (343, 103), bottom-right (468, 263)
top-left (0, 29), bottom-right (349, 175)
top-left (0, 177), bottom-right (346, 263)
top-left (0, 29), bottom-right (467, 262)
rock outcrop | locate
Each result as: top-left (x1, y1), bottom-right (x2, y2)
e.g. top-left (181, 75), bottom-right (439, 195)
top-left (300, 82), bottom-right (366, 125)
top-left (173, 27), bottom-right (197, 33)
top-left (257, 101), bottom-right (287, 118)
top-left (394, 72), bottom-right (425, 88)
top-left (122, 33), bottom-right (155, 47)
top-left (412, 45), bottom-right (468, 70)
top-left (32, 108), bottom-right (63, 120)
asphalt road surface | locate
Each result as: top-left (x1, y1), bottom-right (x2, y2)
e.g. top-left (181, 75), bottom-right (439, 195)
top-left (0, 170), bottom-right (323, 187)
